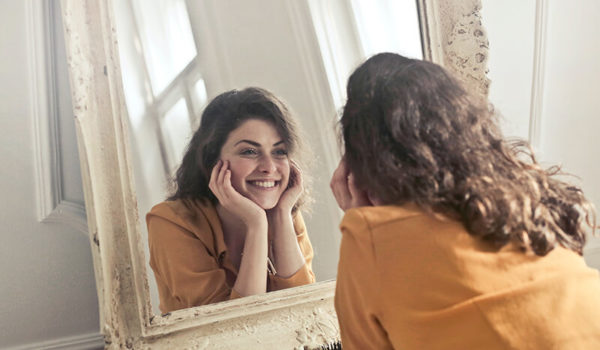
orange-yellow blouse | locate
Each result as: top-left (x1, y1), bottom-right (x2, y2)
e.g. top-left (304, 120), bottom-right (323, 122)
top-left (335, 204), bottom-right (600, 349)
top-left (147, 198), bottom-right (315, 314)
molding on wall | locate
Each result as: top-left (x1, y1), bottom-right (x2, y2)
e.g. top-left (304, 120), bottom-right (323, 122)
top-left (27, 0), bottom-right (87, 235)
top-left (528, 0), bottom-right (548, 152)
top-left (6, 332), bottom-right (104, 350)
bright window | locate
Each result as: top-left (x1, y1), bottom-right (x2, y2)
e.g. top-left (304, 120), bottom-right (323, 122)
top-left (130, 0), bottom-right (197, 95)
top-left (113, 0), bottom-right (204, 175)
top-left (308, 0), bottom-right (423, 110)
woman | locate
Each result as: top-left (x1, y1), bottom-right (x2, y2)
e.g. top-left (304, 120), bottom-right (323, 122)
top-left (331, 53), bottom-right (600, 349)
top-left (147, 87), bottom-right (315, 314)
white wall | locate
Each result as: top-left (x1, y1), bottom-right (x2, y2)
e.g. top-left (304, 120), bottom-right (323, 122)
top-left (0, 1), bottom-right (102, 349)
top-left (540, 0), bottom-right (600, 266)
top-left (481, 0), bottom-right (536, 140)
top-left (482, 0), bottom-right (600, 268)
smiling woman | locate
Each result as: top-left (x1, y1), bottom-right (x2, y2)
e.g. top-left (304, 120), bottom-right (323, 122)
top-left (146, 88), bottom-right (315, 313)
top-left (218, 120), bottom-right (291, 210)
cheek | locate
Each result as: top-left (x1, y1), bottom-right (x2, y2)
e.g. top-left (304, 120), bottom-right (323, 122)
top-left (226, 159), bottom-right (253, 189)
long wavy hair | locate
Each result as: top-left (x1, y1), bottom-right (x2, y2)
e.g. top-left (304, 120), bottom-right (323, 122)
top-left (341, 53), bottom-right (596, 255)
top-left (169, 87), bottom-right (311, 213)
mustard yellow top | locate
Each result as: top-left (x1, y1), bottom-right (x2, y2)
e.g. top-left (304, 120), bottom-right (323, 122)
top-left (147, 199), bottom-right (315, 314)
top-left (335, 205), bottom-right (600, 349)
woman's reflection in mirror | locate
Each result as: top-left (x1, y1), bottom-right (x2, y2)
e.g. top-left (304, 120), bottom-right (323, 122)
top-left (147, 87), bottom-right (315, 313)
top-left (331, 53), bottom-right (600, 349)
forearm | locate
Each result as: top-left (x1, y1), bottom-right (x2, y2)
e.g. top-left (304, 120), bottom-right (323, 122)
top-left (268, 210), bottom-right (306, 277)
top-left (232, 223), bottom-right (269, 297)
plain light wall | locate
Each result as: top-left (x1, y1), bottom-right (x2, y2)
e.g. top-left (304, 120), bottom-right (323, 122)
top-left (482, 0), bottom-right (600, 268)
top-left (481, 0), bottom-right (536, 141)
top-left (540, 0), bottom-right (600, 266)
top-left (0, 1), bottom-right (100, 349)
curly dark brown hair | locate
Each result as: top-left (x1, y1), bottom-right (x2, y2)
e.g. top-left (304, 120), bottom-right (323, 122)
top-left (169, 87), bottom-right (312, 213)
top-left (341, 53), bottom-right (596, 255)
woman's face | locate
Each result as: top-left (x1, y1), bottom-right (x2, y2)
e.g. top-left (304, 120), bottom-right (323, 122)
top-left (219, 118), bottom-right (290, 210)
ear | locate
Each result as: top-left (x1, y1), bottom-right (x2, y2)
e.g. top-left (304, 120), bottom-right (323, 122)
top-left (367, 190), bottom-right (383, 206)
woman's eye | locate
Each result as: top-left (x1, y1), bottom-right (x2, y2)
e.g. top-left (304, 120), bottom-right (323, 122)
top-left (240, 148), bottom-right (258, 156)
top-left (273, 149), bottom-right (288, 158)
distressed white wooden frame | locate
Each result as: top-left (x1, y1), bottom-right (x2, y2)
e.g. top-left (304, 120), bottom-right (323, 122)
top-left (59, 0), bottom-right (489, 348)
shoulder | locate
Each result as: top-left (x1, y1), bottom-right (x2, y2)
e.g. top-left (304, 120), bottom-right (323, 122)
top-left (147, 199), bottom-right (220, 239)
top-left (341, 204), bottom-right (426, 236)
top-left (341, 204), bottom-right (473, 259)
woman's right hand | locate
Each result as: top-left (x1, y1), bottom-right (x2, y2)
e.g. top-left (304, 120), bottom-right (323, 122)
top-left (330, 158), bottom-right (374, 211)
top-left (209, 160), bottom-right (267, 227)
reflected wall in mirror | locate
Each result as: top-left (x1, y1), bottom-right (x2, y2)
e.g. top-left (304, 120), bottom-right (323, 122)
top-left (60, 0), bottom-right (490, 347)
top-left (111, 0), bottom-right (423, 313)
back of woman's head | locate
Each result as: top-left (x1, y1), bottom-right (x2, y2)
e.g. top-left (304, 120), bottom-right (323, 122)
top-left (170, 87), bottom-right (310, 211)
top-left (341, 52), bottom-right (595, 255)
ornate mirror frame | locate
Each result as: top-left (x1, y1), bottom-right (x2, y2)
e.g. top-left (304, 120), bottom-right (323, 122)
top-left (60, 0), bottom-right (489, 348)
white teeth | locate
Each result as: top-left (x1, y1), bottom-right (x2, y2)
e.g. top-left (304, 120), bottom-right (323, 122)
top-left (251, 181), bottom-right (276, 188)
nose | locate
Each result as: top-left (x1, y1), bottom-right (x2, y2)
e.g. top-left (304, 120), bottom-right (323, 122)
top-left (257, 155), bottom-right (277, 173)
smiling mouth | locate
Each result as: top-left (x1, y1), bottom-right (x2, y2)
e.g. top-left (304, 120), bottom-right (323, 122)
top-left (247, 180), bottom-right (279, 189)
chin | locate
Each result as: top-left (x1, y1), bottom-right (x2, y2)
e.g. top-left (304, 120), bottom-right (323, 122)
top-left (242, 188), bottom-right (284, 211)
top-left (246, 193), bottom-right (281, 210)
top-left (253, 199), bottom-right (279, 210)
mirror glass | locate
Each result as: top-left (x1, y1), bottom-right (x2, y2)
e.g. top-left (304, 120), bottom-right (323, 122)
top-left (111, 0), bottom-right (423, 315)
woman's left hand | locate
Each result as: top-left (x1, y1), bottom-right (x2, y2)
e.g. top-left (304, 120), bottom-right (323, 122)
top-left (267, 160), bottom-right (306, 277)
top-left (330, 158), bottom-right (373, 211)
top-left (271, 160), bottom-right (303, 214)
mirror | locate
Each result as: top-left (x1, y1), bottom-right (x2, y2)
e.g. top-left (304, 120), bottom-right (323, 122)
top-left (110, 0), bottom-right (424, 314)
top-left (60, 0), bottom-right (490, 347)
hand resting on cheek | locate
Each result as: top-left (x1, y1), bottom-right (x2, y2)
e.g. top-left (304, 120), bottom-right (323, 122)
top-left (269, 160), bottom-right (303, 215)
top-left (330, 158), bottom-right (375, 211)
top-left (209, 159), bottom-right (267, 228)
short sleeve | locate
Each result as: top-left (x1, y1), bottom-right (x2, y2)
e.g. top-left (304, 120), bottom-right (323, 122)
top-left (147, 212), bottom-right (235, 313)
top-left (335, 209), bottom-right (393, 350)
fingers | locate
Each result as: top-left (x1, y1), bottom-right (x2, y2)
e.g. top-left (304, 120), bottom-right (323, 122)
top-left (288, 160), bottom-right (303, 190)
top-left (330, 159), bottom-right (373, 211)
top-left (222, 165), bottom-right (235, 196)
top-left (209, 160), bottom-right (222, 197)
top-left (210, 160), bottom-right (234, 203)
top-left (271, 160), bottom-right (303, 213)
top-left (217, 160), bottom-right (227, 187)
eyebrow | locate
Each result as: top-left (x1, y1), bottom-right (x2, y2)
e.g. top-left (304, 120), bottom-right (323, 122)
top-left (234, 140), bottom-right (285, 147)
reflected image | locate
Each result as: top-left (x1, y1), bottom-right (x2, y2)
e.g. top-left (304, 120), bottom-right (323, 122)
top-left (112, 0), bottom-right (423, 315)
top-left (146, 88), bottom-right (315, 313)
